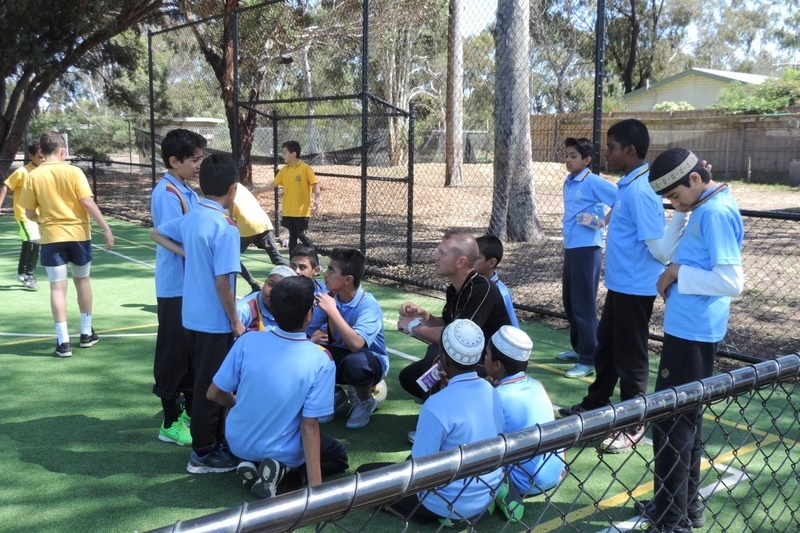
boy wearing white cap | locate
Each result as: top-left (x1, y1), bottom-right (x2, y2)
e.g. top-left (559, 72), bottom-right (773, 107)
top-left (236, 264), bottom-right (296, 332)
top-left (485, 326), bottom-right (565, 522)
top-left (358, 319), bottom-right (504, 526)
top-left (641, 148), bottom-right (744, 533)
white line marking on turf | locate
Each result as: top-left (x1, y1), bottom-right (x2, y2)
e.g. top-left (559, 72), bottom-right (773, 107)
top-left (597, 460), bottom-right (748, 532)
top-left (92, 244), bottom-right (154, 269)
top-left (0, 332), bottom-right (156, 338)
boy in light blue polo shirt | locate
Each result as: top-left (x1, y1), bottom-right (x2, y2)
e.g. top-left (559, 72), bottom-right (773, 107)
top-left (150, 154), bottom-right (245, 474)
top-left (209, 276), bottom-right (349, 499)
top-left (485, 326), bottom-right (565, 523)
top-left (643, 148), bottom-right (744, 532)
top-left (475, 235), bottom-right (519, 328)
top-left (150, 128), bottom-right (205, 447)
top-left (557, 137), bottom-right (618, 379)
top-left (559, 119), bottom-right (671, 455)
top-left (307, 247), bottom-right (387, 429)
top-left (236, 265), bottom-right (296, 332)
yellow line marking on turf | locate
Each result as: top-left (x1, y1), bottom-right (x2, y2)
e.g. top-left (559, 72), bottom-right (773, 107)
top-left (535, 432), bottom-right (785, 531)
top-left (0, 323), bottom-right (158, 347)
top-left (114, 235), bottom-right (156, 251)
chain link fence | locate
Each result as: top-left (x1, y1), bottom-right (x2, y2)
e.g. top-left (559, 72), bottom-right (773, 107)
top-left (148, 353), bottom-right (800, 533)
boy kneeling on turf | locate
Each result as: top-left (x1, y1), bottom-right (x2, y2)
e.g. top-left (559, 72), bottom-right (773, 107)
top-left (208, 276), bottom-right (349, 498)
top-left (484, 326), bottom-right (566, 522)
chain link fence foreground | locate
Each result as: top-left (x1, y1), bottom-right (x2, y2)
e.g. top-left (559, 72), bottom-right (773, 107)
top-left (148, 354), bottom-right (799, 533)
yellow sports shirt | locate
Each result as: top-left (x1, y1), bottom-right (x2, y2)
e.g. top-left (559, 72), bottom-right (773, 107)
top-left (19, 161), bottom-right (93, 244)
top-left (231, 183), bottom-right (274, 237)
top-left (3, 163), bottom-right (37, 221)
top-left (273, 160), bottom-right (318, 217)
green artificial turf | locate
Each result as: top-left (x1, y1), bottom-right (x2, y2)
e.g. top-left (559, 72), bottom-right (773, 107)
top-left (0, 217), bottom-right (794, 532)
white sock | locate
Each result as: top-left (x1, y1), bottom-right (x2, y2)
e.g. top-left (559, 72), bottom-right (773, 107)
top-left (55, 322), bottom-right (69, 345)
top-left (80, 313), bottom-right (92, 335)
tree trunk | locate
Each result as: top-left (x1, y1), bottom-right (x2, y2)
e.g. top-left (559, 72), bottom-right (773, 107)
top-left (444, 0), bottom-right (464, 187)
top-left (301, 45), bottom-right (320, 156)
top-left (490, 0), bottom-right (542, 241)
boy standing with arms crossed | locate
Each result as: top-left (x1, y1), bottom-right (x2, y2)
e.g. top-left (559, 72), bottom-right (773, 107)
top-left (557, 137), bottom-right (618, 378)
top-left (150, 129), bottom-right (206, 447)
top-left (0, 141), bottom-right (44, 290)
top-left (151, 154), bottom-right (245, 473)
top-left (254, 141), bottom-right (320, 254)
top-left (640, 148), bottom-right (744, 532)
top-left (20, 132), bottom-right (115, 357)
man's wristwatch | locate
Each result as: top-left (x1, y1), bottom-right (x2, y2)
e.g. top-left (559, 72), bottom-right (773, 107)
top-left (407, 318), bottom-right (422, 336)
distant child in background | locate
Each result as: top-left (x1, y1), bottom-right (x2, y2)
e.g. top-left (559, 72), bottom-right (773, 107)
top-left (19, 131), bottom-right (115, 357)
top-left (208, 276), bottom-right (349, 499)
top-left (0, 141), bottom-right (44, 290)
top-left (307, 247), bottom-right (388, 430)
top-left (254, 140), bottom-right (321, 254)
top-left (150, 154), bottom-right (244, 474)
top-left (290, 244), bottom-right (327, 295)
top-left (231, 182), bottom-right (290, 293)
top-left (484, 326), bottom-right (565, 523)
top-left (150, 128), bottom-right (206, 447)
top-left (642, 148), bottom-right (744, 532)
top-left (475, 235), bottom-right (519, 327)
top-left (237, 265), bottom-right (296, 332)
top-left (556, 137), bottom-right (618, 379)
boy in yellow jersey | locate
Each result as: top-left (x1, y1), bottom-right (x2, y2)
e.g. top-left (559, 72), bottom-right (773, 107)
top-left (0, 141), bottom-right (44, 290)
top-left (254, 140), bottom-right (320, 253)
top-left (19, 131), bottom-right (115, 357)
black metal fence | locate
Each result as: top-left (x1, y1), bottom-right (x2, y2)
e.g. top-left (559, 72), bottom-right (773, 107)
top-left (147, 353), bottom-right (800, 532)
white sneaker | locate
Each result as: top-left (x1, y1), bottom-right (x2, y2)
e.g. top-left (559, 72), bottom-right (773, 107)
top-left (346, 396), bottom-right (377, 429)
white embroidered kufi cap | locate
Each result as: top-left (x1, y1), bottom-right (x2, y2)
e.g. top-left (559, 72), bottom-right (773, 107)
top-left (491, 325), bottom-right (533, 362)
top-left (442, 319), bottom-right (485, 365)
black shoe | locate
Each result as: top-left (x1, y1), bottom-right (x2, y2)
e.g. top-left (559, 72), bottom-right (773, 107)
top-left (54, 342), bottom-right (72, 358)
top-left (558, 403), bottom-right (587, 417)
top-left (237, 461), bottom-right (258, 490)
top-left (251, 458), bottom-right (287, 499)
top-left (636, 499), bottom-right (706, 528)
top-left (79, 329), bottom-right (99, 348)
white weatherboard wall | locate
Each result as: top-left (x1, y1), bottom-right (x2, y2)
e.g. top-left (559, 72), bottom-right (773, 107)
top-left (625, 74), bottom-right (730, 111)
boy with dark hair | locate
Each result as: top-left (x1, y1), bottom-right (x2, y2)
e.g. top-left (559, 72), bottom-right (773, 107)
top-left (254, 140), bottom-right (321, 253)
top-left (475, 235), bottom-right (519, 327)
top-left (150, 154), bottom-right (245, 474)
top-left (150, 128), bottom-right (206, 447)
top-left (358, 319), bottom-right (503, 526)
top-left (237, 264), bottom-right (296, 332)
top-left (208, 276), bottom-right (349, 499)
top-left (19, 131), bottom-right (115, 357)
top-left (0, 141), bottom-right (44, 290)
top-left (290, 244), bottom-right (326, 294)
top-left (638, 148), bottom-right (744, 532)
top-left (484, 326), bottom-right (565, 522)
top-left (307, 246), bottom-right (388, 429)
top-left (556, 137), bottom-right (618, 378)
top-left (231, 182), bottom-right (289, 293)
top-left (559, 119), bottom-right (675, 454)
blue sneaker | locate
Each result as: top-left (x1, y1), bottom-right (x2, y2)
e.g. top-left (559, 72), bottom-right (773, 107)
top-left (186, 445), bottom-right (237, 474)
top-left (564, 363), bottom-right (595, 378)
top-left (556, 350), bottom-right (579, 361)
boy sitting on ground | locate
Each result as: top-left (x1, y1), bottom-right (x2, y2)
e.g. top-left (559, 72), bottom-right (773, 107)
top-left (290, 244), bottom-right (326, 295)
top-left (475, 235), bottom-right (519, 327)
top-left (307, 247), bottom-right (388, 429)
top-left (208, 276), bottom-right (349, 498)
top-left (237, 265), bottom-right (296, 332)
top-left (484, 326), bottom-right (566, 522)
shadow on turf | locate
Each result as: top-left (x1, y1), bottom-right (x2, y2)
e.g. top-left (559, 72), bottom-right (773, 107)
top-left (121, 302), bottom-right (157, 314)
